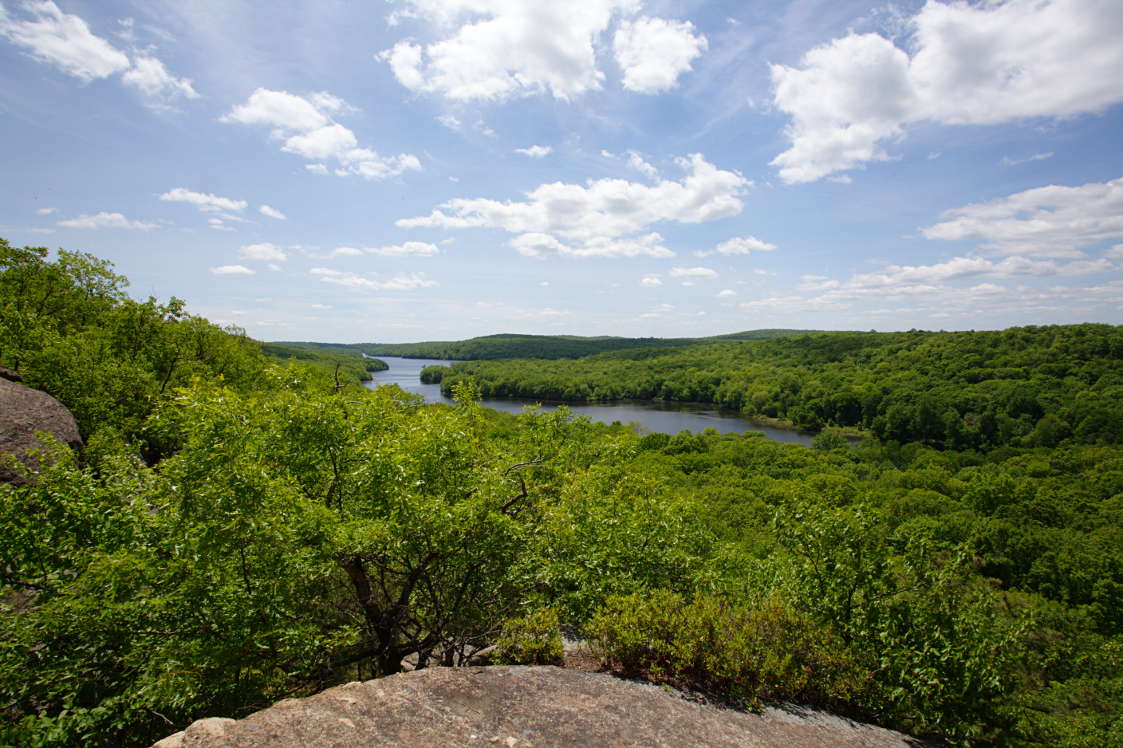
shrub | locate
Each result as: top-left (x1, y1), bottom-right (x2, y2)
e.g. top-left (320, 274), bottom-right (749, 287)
top-left (586, 590), bottom-right (866, 709)
top-left (492, 608), bottom-right (564, 666)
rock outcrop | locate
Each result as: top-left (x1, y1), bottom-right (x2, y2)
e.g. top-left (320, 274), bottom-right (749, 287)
top-left (0, 377), bottom-right (82, 484)
top-left (153, 665), bottom-right (922, 748)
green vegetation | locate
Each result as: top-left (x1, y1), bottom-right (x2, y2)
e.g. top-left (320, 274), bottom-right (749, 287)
top-left (2, 240), bottom-right (1120, 747)
top-left (261, 342), bottom-right (386, 384)
top-left (275, 329), bottom-right (816, 361)
top-left (437, 326), bottom-right (1123, 449)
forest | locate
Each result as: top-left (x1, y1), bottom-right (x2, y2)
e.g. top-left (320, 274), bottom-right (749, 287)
top-left (1, 239), bottom-right (1120, 747)
top-left (278, 328), bottom-right (815, 361)
top-left (430, 327), bottom-right (1123, 450)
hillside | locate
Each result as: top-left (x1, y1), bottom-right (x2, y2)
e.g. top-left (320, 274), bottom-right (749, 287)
top-left (273, 329), bottom-right (820, 361)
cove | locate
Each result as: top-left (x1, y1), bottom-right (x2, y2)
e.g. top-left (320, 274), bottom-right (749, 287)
top-left (365, 356), bottom-right (817, 447)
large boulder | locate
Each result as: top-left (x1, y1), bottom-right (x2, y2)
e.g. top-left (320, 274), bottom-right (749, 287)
top-left (0, 377), bottom-right (82, 484)
top-left (153, 666), bottom-right (923, 748)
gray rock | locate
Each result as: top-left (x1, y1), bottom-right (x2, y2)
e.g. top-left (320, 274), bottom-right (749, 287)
top-left (0, 377), bottom-right (82, 484)
top-left (153, 665), bottom-right (924, 747)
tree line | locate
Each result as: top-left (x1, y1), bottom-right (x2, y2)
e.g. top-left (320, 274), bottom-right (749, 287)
top-left (432, 326), bottom-right (1123, 451)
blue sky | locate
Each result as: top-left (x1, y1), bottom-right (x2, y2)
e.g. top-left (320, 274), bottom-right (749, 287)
top-left (2, 0), bottom-right (1121, 342)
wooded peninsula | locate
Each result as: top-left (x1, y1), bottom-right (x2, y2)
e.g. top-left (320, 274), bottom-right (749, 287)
top-left (2, 239), bottom-right (1120, 746)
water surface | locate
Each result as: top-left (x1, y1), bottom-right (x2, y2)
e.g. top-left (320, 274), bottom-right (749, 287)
top-left (365, 356), bottom-right (816, 446)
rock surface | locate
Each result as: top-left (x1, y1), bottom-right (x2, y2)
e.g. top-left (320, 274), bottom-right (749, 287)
top-left (153, 665), bottom-right (923, 748)
top-left (0, 377), bottom-right (82, 484)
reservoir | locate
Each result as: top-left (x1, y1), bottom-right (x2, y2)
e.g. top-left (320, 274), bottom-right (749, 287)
top-left (365, 356), bottom-right (817, 447)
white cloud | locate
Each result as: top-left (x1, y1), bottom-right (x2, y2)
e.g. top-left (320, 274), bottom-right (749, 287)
top-left (329, 247), bottom-right (364, 258)
top-left (222, 88), bottom-right (421, 179)
top-left (310, 267), bottom-right (437, 291)
top-left (160, 187), bottom-right (247, 213)
top-left (259, 204), bottom-right (286, 220)
top-left (0, 0), bottom-right (129, 81)
top-left (509, 231), bottom-right (674, 259)
top-left (221, 88), bottom-right (329, 131)
top-left (57, 211), bottom-right (156, 230)
top-left (613, 16), bottom-right (707, 94)
top-left (670, 266), bottom-right (718, 279)
top-left (771, 0), bottom-right (1123, 183)
top-left (1106, 244), bottom-right (1123, 260)
top-left (797, 274), bottom-right (840, 292)
top-left (640, 274), bottom-right (662, 287)
top-left (514, 145), bottom-right (552, 158)
top-left (717, 289), bottom-right (736, 297)
top-left (921, 176), bottom-right (1123, 258)
top-left (207, 217), bottom-right (235, 232)
top-left (35, 207), bottom-right (55, 215)
top-left (1002, 152), bottom-right (1054, 167)
top-left (366, 241), bottom-right (440, 257)
top-left (844, 256), bottom-right (1113, 291)
top-left (122, 55), bottom-right (199, 106)
top-left (697, 235), bottom-right (777, 257)
top-left (399, 153), bottom-right (747, 259)
top-left (378, 0), bottom-right (633, 101)
top-left (211, 264), bottom-right (255, 276)
top-left (239, 242), bottom-right (287, 262)
top-left (626, 150), bottom-right (658, 179)
top-left (436, 114), bottom-right (462, 130)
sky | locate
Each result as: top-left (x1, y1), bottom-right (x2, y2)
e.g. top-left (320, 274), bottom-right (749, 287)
top-left (1, 0), bottom-right (1122, 343)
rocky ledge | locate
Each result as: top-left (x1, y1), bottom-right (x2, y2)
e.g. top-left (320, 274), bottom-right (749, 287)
top-left (153, 665), bottom-right (922, 748)
top-left (0, 377), bottom-right (82, 484)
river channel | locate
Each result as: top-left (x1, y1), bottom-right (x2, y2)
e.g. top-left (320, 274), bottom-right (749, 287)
top-left (364, 356), bottom-right (817, 447)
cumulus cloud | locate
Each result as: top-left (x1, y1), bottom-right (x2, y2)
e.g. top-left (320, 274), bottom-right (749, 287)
top-left (771, 0), bottom-right (1123, 183)
top-left (640, 274), bottom-right (662, 287)
top-left (717, 289), bottom-right (736, 297)
top-left (310, 267), bottom-right (437, 291)
top-left (238, 242), bottom-right (287, 262)
top-left (378, 0), bottom-right (627, 101)
top-left (613, 16), bottom-right (707, 93)
top-left (399, 153), bottom-right (747, 259)
top-left (57, 211), bottom-right (156, 230)
top-left (696, 235), bottom-right (777, 257)
top-left (35, 207), bottom-right (55, 215)
top-left (379, 1), bottom-right (704, 101)
top-left (211, 264), bottom-right (255, 276)
top-left (160, 187), bottom-right (247, 213)
top-left (329, 247), bottom-right (364, 258)
top-left (121, 55), bottom-right (199, 106)
top-left (921, 176), bottom-right (1123, 258)
top-left (221, 88), bottom-right (421, 180)
top-left (514, 145), bottom-right (552, 158)
top-left (259, 204), bottom-right (286, 220)
top-left (0, 0), bottom-right (129, 80)
top-left (0, 2), bottom-right (197, 108)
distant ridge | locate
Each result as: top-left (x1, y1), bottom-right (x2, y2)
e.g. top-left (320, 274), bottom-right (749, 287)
top-left (272, 329), bottom-right (822, 361)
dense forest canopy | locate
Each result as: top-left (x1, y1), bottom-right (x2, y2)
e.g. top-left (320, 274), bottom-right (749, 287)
top-left (432, 326), bottom-right (1123, 450)
top-left (1, 241), bottom-right (1120, 747)
top-left (275, 329), bottom-right (818, 361)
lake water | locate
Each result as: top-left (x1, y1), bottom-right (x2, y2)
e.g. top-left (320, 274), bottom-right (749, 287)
top-left (364, 356), bottom-right (816, 447)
